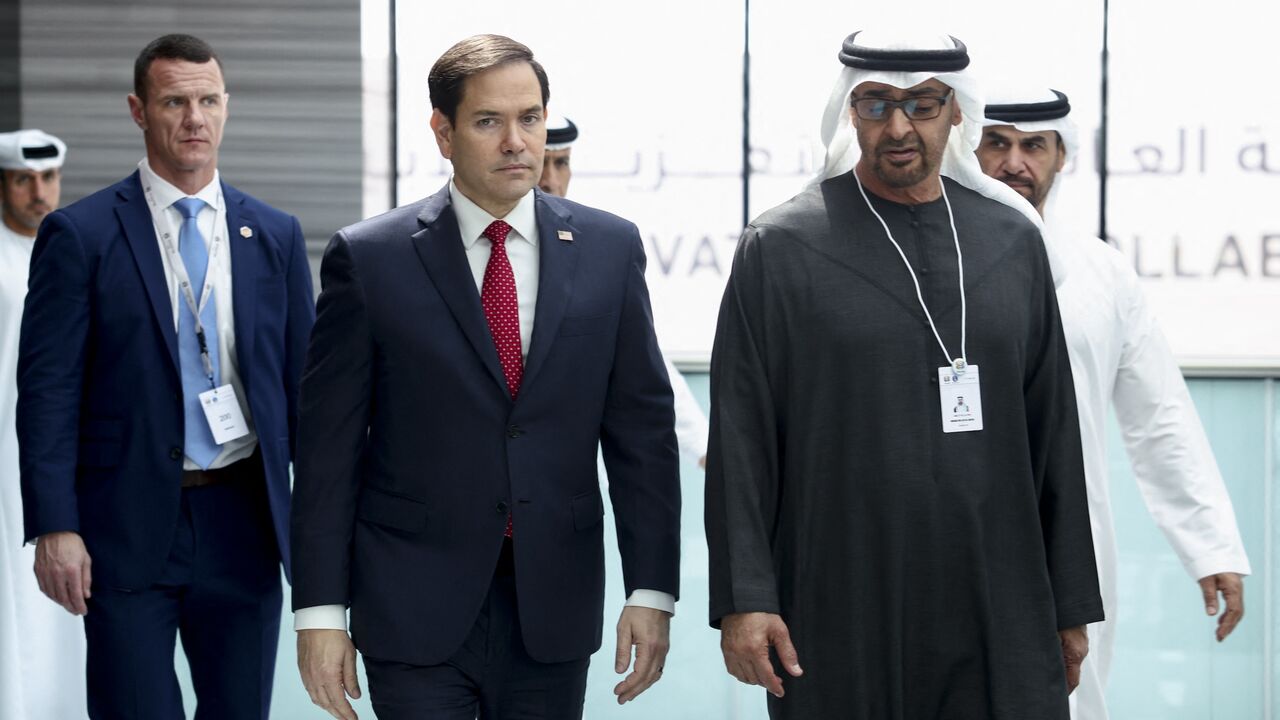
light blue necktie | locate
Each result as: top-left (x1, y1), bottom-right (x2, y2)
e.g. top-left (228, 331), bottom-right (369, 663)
top-left (174, 197), bottom-right (221, 469)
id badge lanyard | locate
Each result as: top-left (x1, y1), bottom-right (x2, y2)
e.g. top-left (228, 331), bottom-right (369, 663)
top-left (854, 173), bottom-right (968, 373)
top-left (143, 183), bottom-right (227, 389)
top-left (855, 174), bottom-right (983, 433)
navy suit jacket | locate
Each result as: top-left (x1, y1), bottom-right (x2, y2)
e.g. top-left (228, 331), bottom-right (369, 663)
top-left (291, 186), bottom-right (681, 665)
top-left (18, 171), bottom-right (315, 590)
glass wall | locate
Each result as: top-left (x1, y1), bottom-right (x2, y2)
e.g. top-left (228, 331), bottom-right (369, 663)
top-left (176, 376), bottom-right (1275, 718)
top-left (1107, 379), bottom-right (1272, 718)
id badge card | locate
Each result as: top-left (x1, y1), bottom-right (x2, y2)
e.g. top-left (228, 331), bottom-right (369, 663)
top-left (938, 365), bottom-right (983, 433)
top-left (199, 384), bottom-right (250, 445)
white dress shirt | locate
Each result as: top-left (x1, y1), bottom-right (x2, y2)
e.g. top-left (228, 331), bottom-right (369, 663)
top-left (450, 180), bottom-right (539, 356)
top-left (295, 181), bottom-right (673, 631)
top-left (138, 159), bottom-right (256, 470)
top-left (1053, 224), bottom-right (1250, 720)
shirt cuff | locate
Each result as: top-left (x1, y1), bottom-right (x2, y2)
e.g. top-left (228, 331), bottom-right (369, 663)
top-left (296, 593), bottom-right (676, 628)
top-left (625, 589), bottom-right (676, 615)
top-left (1187, 553), bottom-right (1253, 581)
top-left (294, 604), bottom-right (348, 631)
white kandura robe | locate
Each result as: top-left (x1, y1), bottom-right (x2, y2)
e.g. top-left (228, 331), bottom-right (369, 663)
top-left (663, 355), bottom-right (708, 464)
top-left (0, 222), bottom-right (89, 719)
top-left (1054, 226), bottom-right (1251, 720)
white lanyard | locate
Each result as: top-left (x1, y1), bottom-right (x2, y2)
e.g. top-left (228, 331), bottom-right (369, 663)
top-left (143, 183), bottom-right (227, 385)
top-left (854, 173), bottom-right (969, 374)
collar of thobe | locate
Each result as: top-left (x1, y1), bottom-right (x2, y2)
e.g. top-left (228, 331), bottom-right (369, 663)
top-left (854, 171), bottom-right (969, 374)
top-left (449, 179), bottom-right (538, 250)
top-left (0, 222), bottom-right (35, 246)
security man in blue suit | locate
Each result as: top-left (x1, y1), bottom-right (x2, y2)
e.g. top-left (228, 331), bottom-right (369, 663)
top-left (18, 34), bottom-right (315, 719)
top-left (291, 34), bottom-right (681, 720)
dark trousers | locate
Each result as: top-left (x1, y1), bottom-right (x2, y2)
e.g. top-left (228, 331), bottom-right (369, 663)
top-left (364, 540), bottom-right (590, 720)
top-left (84, 456), bottom-right (282, 720)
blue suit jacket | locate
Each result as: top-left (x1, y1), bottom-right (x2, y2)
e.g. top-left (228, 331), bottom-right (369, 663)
top-left (18, 171), bottom-right (315, 589)
top-left (291, 186), bottom-right (681, 665)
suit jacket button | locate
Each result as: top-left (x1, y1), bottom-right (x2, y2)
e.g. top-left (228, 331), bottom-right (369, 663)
top-left (496, 501), bottom-right (509, 514)
top-left (507, 425), bottom-right (523, 438)
top-left (169, 447), bottom-right (183, 461)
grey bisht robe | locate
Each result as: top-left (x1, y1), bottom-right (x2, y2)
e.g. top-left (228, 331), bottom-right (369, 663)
top-left (706, 172), bottom-right (1103, 719)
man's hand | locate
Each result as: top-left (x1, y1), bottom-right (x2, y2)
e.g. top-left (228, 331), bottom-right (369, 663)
top-left (298, 629), bottom-right (362, 720)
top-left (719, 612), bottom-right (803, 698)
top-left (613, 606), bottom-right (671, 704)
top-left (1198, 572), bottom-right (1245, 642)
top-left (1059, 625), bottom-right (1088, 695)
top-left (34, 531), bottom-right (92, 615)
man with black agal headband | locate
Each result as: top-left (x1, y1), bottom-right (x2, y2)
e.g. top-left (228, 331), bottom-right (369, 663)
top-left (705, 30), bottom-right (1103, 719)
top-left (979, 86), bottom-right (1250, 720)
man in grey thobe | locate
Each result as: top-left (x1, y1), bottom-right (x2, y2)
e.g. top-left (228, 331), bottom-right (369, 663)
top-left (705, 30), bottom-right (1103, 719)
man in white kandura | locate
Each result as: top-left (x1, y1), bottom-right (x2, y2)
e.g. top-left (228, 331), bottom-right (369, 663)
top-left (977, 85), bottom-right (1251, 720)
top-left (0, 128), bottom-right (88, 719)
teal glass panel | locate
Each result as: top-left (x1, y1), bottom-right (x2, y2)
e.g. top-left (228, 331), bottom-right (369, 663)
top-left (173, 374), bottom-right (1274, 719)
top-left (1106, 378), bottom-right (1268, 719)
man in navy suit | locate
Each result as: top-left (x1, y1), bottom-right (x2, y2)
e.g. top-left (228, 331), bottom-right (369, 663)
top-left (18, 34), bottom-right (314, 719)
top-left (292, 34), bottom-right (681, 720)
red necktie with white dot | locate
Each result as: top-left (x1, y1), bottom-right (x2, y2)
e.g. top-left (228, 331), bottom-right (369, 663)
top-left (481, 219), bottom-right (522, 537)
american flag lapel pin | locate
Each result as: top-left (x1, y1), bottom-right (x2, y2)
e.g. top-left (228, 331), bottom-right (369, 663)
top-left (557, 230), bottom-right (573, 242)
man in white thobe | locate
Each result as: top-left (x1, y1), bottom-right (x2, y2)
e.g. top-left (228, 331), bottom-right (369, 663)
top-left (976, 87), bottom-right (1251, 720)
top-left (0, 128), bottom-right (88, 719)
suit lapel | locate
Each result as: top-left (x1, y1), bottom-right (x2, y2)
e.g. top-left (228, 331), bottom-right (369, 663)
top-left (117, 172), bottom-right (180, 373)
top-left (224, 183), bottom-right (258, 392)
top-left (411, 189), bottom-right (510, 398)
top-left (521, 193), bottom-right (579, 393)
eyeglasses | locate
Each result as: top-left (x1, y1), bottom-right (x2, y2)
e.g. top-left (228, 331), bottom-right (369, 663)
top-left (850, 91), bottom-right (954, 121)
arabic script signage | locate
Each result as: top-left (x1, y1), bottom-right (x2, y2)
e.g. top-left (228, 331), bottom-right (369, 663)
top-left (393, 1), bottom-right (1277, 369)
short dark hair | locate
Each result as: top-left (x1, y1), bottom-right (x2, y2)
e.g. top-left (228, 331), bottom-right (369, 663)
top-left (428, 34), bottom-right (549, 124)
top-left (134, 34), bottom-right (224, 100)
